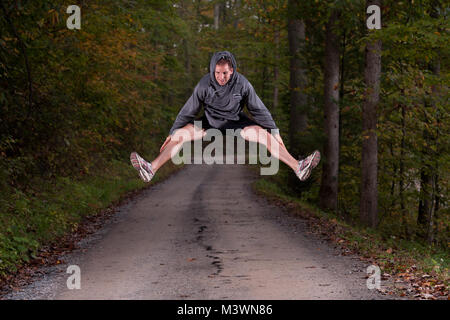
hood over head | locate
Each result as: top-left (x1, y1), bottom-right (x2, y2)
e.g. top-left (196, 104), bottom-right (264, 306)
top-left (209, 51), bottom-right (238, 87)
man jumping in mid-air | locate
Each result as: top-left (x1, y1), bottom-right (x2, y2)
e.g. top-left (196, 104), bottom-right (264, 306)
top-left (130, 51), bottom-right (320, 182)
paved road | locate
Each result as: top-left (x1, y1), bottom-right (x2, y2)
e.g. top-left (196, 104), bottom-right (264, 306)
top-left (4, 164), bottom-right (385, 299)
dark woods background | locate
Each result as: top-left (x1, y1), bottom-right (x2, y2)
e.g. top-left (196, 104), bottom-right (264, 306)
top-left (0, 0), bottom-right (448, 279)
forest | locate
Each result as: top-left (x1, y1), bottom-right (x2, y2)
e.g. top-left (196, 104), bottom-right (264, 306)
top-left (0, 0), bottom-right (448, 293)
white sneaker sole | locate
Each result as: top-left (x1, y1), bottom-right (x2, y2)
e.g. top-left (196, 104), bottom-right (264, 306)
top-left (298, 150), bottom-right (320, 181)
top-left (130, 152), bottom-right (153, 183)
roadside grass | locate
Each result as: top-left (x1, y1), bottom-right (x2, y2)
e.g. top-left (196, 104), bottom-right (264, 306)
top-left (251, 170), bottom-right (449, 297)
top-left (0, 158), bottom-right (180, 280)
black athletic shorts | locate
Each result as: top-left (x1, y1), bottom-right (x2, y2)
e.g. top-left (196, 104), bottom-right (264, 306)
top-left (191, 113), bottom-right (258, 134)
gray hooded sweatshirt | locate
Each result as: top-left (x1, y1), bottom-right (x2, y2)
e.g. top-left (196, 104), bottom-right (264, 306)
top-left (169, 51), bottom-right (279, 136)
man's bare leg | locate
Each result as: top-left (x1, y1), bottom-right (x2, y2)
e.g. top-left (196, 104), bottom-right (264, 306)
top-left (240, 125), bottom-right (299, 171)
top-left (151, 124), bottom-right (205, 172)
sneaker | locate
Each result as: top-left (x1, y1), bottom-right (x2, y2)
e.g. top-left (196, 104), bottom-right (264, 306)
top-left (296, 150), bottom-right (321, 181)
top-left (130, 152), bottom-right (154, 183)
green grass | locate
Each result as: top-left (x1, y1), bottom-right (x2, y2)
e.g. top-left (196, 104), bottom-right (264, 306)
top-left (0, 158), bottom-right (180, 278)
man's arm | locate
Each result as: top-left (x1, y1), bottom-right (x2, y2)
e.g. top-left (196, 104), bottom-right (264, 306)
top-left (244, 81), bottom-right (280, 136)
top-left (169, 83), bottom-right (204, 135)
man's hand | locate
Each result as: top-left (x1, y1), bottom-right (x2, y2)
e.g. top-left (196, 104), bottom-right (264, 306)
top-left (160, 135), bottom-right (172, 152)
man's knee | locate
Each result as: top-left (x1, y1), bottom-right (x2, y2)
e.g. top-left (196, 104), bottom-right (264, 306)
top-left (173, 124), bottom-right (205, 142)
top-left (240, 125), bottom-right (265, 143)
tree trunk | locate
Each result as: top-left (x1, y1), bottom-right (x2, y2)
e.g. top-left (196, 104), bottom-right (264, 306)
top-left (183, 38), bottom-right (192, 94)
top-left (418, 4), bottom-right (441, 244)
top-left (417, 106), bottom-right (434, 232)
top-left (214, 2), bottom-right (220, 30)
top-left (233, 0), bottom-right (240, 29)
top-left (426, 4), bottom-right (441, 244)
top-left (287, 0), bottom-right (308, 157)
top-left (273, 25), bottom-right (280, 112)
top-left (360, 0), bottom-right (381, 228)
top-left (418, 166), bottom-right (431, 226)
top-left (261, 49), bottom-right (268, 102)
top-left (220, 2), bottom-right (227, 26)
top-left (340, 30), bottom-right (346, 101)
top-left (399, 104), bottom-right (408, 236)
top-left (319, 9), bottom-right (340, 211)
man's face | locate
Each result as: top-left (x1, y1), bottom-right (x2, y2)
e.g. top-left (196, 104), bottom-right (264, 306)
top-left (215, 64), bottom-right (233, 86)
